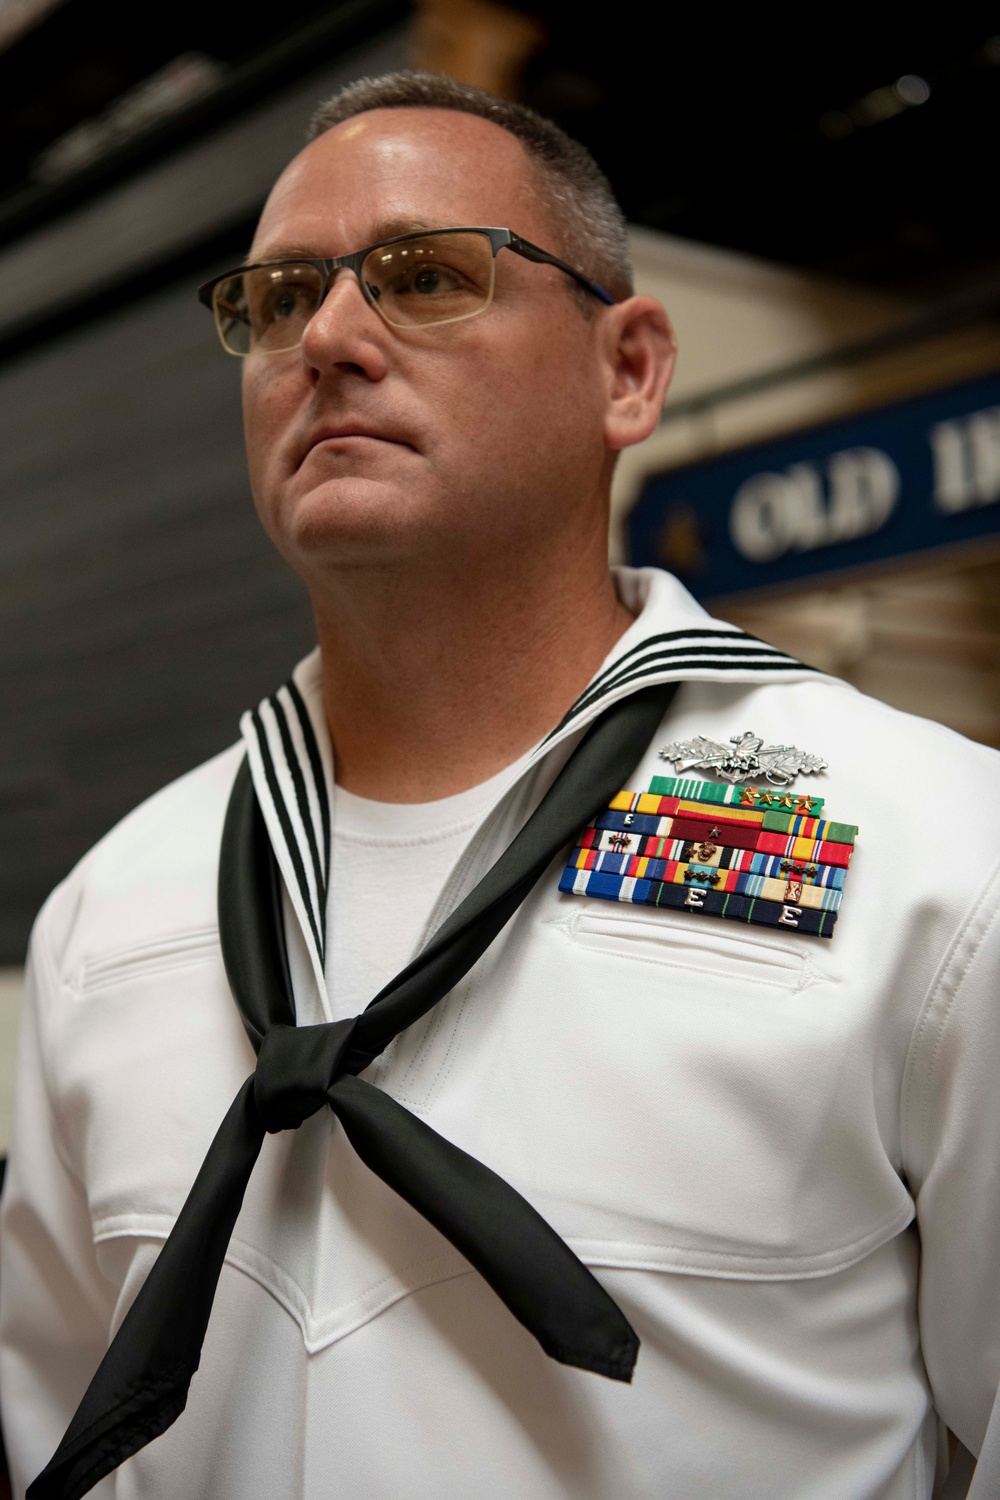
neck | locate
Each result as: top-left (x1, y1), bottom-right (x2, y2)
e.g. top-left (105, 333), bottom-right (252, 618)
top-left (309, 542), bottom-right (632, 802)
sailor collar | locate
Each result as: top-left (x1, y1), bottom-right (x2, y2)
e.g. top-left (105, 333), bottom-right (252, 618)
top-left (29, 575), bottom-right (839, 1499)
top-left (239, 566), bottom-right (830, 999)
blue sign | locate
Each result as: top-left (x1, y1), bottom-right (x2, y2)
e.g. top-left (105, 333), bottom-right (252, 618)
top-left (628, 368), bottom-right (1000, 599)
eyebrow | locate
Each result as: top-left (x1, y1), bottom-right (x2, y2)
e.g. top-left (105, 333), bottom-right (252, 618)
top-left (246, 218), bottom-right (452, 267)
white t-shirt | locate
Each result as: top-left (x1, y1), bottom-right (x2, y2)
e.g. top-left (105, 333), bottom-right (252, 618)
top-left (325, 759), bottom-right (527, 1019)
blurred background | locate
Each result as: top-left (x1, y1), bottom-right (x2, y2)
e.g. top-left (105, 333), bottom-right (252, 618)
top-left (0, 0), bottom-right (998, 1174)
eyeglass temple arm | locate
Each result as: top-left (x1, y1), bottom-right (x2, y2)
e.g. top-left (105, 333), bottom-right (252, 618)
top-left (507, 234), bottom-right (615, 305)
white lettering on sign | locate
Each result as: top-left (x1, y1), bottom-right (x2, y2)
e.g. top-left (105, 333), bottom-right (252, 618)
top-left (729, 447), bottom-right (899, 562)
top-left (930, 406), bottom-right (1000, 513)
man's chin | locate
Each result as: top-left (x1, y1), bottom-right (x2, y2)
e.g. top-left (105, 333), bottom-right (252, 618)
top-left (269, 476), bottom-right (448, 570)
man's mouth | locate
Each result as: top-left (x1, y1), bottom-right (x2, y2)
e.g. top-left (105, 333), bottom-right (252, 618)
top-left (298, 422), bottom-right (415, 466)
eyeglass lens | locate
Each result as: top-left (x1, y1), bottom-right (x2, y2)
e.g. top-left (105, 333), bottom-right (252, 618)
top-left (213, 231), bottom-right (497, 354)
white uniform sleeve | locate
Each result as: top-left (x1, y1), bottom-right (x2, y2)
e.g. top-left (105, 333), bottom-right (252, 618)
top-left (902, 859), bottom-right (1000, 1489)
top-left (0, 918), bottom-right (116, 1499)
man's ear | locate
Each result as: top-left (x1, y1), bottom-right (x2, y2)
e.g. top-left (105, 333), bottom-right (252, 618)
top-left (601, 295), bottom-right (677, 452)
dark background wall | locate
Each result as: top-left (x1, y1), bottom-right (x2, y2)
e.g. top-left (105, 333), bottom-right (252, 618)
top-left (0, 10), bottom-right (410, 961)
top-left (0, 271), bottom-right (315, 958)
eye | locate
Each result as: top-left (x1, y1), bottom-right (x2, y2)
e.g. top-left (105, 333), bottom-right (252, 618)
top-left (411, 266), bottom-right (446, 294)
top-left (362, 233), bottom-right (493, 326)
top-left (387, 261), bottom-right (469, 298)
top-left (264, 281), bottom-right (315, 321)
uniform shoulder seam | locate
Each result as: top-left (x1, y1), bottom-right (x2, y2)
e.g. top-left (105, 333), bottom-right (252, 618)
top-left (899, 855), bottom-right (1000, 1182)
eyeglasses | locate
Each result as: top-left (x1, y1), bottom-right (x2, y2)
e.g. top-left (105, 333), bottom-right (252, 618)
top-left (197, 226), bottom-right (615, 356)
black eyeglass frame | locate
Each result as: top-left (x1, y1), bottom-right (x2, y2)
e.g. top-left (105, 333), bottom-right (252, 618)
top-left (197, 226), bottom-right (616, 353)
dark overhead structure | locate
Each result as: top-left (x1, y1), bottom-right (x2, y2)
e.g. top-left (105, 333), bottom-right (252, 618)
top-left (517, 8), bottom-right (1000, 296)
top-left (3, 5), bottom-right (999, 295)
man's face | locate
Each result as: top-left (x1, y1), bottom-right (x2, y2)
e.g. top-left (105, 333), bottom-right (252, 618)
top-left (242, 107), bottom-right (615, 579)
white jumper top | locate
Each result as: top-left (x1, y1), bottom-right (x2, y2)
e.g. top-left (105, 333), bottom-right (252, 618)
top-left (2, 567), bottom-right (999, 1499)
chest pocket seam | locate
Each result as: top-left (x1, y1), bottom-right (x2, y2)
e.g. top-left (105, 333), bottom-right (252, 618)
top-left (566, 918), bottom-right (809, 990)
top-left (558, 913), bottom-right (816, 992)
top-left (573, 939), bottom-right (803, 991)
top-left (72, 929), bottom-right (221, 998)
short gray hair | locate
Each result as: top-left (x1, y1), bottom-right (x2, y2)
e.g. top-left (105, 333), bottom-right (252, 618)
top-left (308, 70), bottom-right (633, 302)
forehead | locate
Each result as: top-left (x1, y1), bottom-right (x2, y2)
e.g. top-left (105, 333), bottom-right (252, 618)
top-left (251, 107), bottom-right (550, 257)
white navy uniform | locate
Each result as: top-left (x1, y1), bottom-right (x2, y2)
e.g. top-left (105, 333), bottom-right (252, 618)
top-left (2, 566), bottom-right (999, 1499)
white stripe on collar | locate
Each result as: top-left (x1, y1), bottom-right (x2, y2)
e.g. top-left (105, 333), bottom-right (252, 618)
top-left (543, 567), bottom-right (823, 740)
top-left (239, 567), bottom-right (829, 995)
top-left (240, 666), bottom-right (331, 991)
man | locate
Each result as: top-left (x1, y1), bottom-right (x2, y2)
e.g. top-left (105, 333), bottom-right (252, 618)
top-left (2, 70), bottom-right (999, 1500)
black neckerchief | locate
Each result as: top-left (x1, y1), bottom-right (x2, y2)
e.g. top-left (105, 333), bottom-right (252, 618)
top-left (29, 682), bottom-right (676, 1500)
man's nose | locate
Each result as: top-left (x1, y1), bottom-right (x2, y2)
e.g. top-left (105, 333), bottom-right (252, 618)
top-left (300, 268), bottom-right (389, 377)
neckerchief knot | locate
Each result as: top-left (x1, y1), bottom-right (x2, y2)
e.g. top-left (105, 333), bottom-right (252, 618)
top-left (253, 1019), bottom-right (359, 1133)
